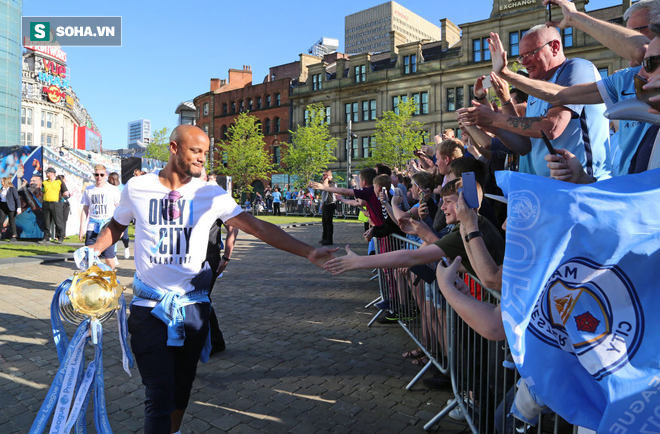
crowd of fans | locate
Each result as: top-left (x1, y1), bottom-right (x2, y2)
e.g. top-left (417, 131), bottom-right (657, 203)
top-left (312, 0), bottom-right (660, 431)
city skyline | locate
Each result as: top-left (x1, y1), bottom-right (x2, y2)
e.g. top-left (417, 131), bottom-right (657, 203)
top-left (22, 0), bottom-right (622, 150)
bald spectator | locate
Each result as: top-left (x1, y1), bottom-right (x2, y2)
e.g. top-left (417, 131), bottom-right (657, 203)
top-left (458, 25), bottom-right (611, 180)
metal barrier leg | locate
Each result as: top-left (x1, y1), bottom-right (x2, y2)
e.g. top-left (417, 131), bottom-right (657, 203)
top-left (365, 296), bottom-right (381, 309)
top-left (367, 309), bottom-right (383, 327)
top-left (423, 400), bottom-right (459, 431)
top-left (405, 360), bottom-right (434, 390)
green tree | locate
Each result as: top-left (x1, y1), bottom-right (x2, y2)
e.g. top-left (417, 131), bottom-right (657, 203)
top-left (217, 113), bottom-right (273, 195)
top-left (145, 127), bottom-right (170, 162)
top-left (368, 97), bottom-right (424, 170)
top-left (282, 102), bottom-right (337, 188)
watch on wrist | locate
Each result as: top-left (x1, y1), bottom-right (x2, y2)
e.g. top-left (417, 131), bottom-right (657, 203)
top-left (221, 255), bottom-right (231, 262)
top-left (464, 231), bottom-right (483, 243)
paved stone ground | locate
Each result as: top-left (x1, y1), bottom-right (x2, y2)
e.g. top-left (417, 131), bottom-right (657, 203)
top-left (0, 223), bottom-right (468, 433)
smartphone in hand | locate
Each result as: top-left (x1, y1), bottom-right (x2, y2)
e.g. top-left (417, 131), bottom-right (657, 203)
top-left (541, 130), bottom-right (557, 155)
top-left (482, 75), bottom-right (492, 89)
top-left (461, 172), bottom-right (479, 209)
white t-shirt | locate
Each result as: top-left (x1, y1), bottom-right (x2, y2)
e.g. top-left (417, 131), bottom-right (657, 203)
top-left (81, 183), bottom-right (121, 228)
top-left (113, 173), bottom-right (242, 305)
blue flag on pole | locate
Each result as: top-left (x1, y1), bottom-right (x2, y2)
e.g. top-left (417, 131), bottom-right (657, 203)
top-left (496, 169), bottom-right (660, 432)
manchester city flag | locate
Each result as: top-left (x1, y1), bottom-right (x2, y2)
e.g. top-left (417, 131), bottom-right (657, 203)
top-left (496, 169), bottom-right (660, 432)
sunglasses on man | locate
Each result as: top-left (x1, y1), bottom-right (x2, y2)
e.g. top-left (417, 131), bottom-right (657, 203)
top-left (642, 55), bottom-right (660, 74)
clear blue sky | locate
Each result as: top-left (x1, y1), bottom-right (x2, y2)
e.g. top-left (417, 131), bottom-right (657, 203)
top-left (23, 0), bottom-right (623, 150)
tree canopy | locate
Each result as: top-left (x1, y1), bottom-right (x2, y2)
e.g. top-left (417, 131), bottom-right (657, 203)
top-left (216, 113), bottom-right (273, 194)
top-left (144, 127), bottom-right (170, 162)
top-left (282, 102), bottom-right (337, 188)
top-left (367, 97), bottom-right (425, 171)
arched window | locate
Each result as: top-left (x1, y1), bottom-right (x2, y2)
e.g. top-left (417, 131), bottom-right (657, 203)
top-left (274, 117), bottom-right (280, 133)
top-left (264, 118), bottom-right (271, 134)
top-left (275, 93), bottom-right (281, 106)
top-left (221, 125), bottom-right (228, 140)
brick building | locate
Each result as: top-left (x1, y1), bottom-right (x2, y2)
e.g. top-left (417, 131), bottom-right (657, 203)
top-left (193, 56), bottom-right (321, 187)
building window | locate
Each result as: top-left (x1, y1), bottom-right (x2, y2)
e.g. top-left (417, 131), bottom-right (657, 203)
top-left (197, 106), bottom-right (200, 118)
top-left (362, 101), bottom-right (369, 121)
top-left (203, 102), bottom-right (209, 116)
top-left (231, 102), bottom-right (236, 113)
top-left (21, 132), bottom-right (33, 146)
top-left (312, 73), bottom-right (322, 90)
top-left (221, 125), bottom-right (228, 140)
top-left (264, 118), bottom-right (271, 134)
top-left (203, 124), bottom-right (209, 135)
top-left (403, 54), bottom-right (417, 74)
top-left (239, 100), bottom-right (244, 112)
top-left (469, 85), bottom-right (475, 106)
top-left (304, 109), bottom-right (310, 127)
top-left (222, 103), bottom-right (227, 115)
top-left (351, 137), bottom-right (359, 158)
top-left (248, 99), bottom-right (253, 111)
top-left (457, 87), bottom-right (465, 110)
top-left (21, 107), bottom-right (32, 125)
top-left (411, 92), bottom-right (429, 115)
top-left (345, 102), bottom-right (359, 123)
top-left (325, 106), bottom-right (331, 125)
top-left (473, 38), bottom-right (490, 63)
top-left (509, 30), bottom-right (528, 57)
top-left (354, 65), bottom-right (366, 83)
top-left (562, 27), bottom-right (573, 48)
top-left (598, 67), bottom-right (609, 79)
top-left (362, 136), bottom-right (372, 158)
top-left (275, 93), bottom-right (281, 106)
top-left (370, 100), bottom-right (376, 120)
top-left (222, 151), bottom-right (228, 167)
top-left (509, 32), bottom-right (520, 57)
top-left (274, 117), bottom-right (280, 133)
top-left (266, 95), bottom-right (271, 108)
top-left (41, 111), bottom-right (55, 129)
top-left (256, 97), bottom-right (262, 110)
top-left (447, 88), bottom-right (456, 112)
top-left (392, 95), bottom-right (408, 115)
top-left (273, 146), bottom-right (280, 165)
top-left (41, 134), bottom-right (55, 147)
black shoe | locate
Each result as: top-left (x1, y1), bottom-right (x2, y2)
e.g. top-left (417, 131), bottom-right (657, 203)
top-left (376, 311), bottom-right (399, 324)
top-left (320, 240), bottom-right (333, 245)
top-left (52, 238), bottom-right (63, 244)
top-left (9, 237), bottom-right (17, 243)
top-left (422, 375), bottom-right (451, 390)
top-left (210, 342), bottom-right (226, 356)
top-left (37, 238), bottom-right (49, 244)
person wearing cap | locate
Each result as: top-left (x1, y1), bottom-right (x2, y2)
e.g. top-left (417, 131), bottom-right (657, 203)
top-left (40, 167), bottom-right (69, 243)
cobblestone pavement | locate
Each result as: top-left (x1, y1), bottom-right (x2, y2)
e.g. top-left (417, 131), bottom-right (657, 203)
top-left (0, 223), bottom-right (467, 433)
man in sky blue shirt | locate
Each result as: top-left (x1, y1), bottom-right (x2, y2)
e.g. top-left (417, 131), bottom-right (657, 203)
top-left (482, 0), bottom-right (659, 178)
top-left (458, 25), bottom-right (611, 180)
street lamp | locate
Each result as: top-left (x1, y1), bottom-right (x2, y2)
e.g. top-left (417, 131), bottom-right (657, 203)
top-left (347, 120), bottom-right (357, 188)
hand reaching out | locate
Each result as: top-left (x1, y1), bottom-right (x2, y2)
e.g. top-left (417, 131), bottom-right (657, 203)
top-left (323, 245), bottom-right (359, 275)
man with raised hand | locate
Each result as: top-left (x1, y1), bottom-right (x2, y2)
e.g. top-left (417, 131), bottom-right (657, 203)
top-left (457, 24), bottom-right (610, 181)
top-left (486, 0), bottom-right (660, 176)
top-left (76, 125), bottom-right (337, 434)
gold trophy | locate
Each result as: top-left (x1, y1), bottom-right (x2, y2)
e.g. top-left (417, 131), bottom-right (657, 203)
top-left (59, 264), bottom-right (126, 341)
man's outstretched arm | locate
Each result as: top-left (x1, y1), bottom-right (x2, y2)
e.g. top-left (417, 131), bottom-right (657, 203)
top-left (88, 218), bottom-right (128, 254)
top-left (543, 0), bottom-right (649, 65)
top-left (226, 212), bottom-right (338, 267)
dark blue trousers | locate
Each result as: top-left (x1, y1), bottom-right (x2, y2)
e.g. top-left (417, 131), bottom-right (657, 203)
top-left (128, 303), bottom-right (210, 434)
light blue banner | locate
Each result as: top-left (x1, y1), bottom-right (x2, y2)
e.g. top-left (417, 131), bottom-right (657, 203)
top-left (496, 169), bottom-right (660, 432)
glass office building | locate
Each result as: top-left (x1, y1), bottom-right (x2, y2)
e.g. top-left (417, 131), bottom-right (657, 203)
top-left (0, 0), bottom-right (22, 147)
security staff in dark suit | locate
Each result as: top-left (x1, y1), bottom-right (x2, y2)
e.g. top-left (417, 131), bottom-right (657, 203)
top-left (320, 170), bottom-right (337, 246)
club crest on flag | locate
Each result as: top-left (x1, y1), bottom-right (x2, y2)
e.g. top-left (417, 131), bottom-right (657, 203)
top-left (528, 258), bottom-right (644, 381)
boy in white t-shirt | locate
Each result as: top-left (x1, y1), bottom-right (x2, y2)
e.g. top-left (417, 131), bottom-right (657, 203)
top-left (77, 125), bottom-right (338, 434)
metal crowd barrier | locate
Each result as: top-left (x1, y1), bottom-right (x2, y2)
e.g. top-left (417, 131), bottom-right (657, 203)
top-left (372, 234), bottom-right (578, 434)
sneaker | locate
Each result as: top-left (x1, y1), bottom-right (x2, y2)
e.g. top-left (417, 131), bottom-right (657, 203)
top-left (37, 238), bottom-right (49, 244)
top-left (52, 238), bottom-right (63, 244)
top-left (448, 406), bottom-right (466, 421)
top-left (376, 312), bottom-right (399, 324)
top-left (124, 247), bottom-right (130, 259)
top-left (9, 237), bottom-right (17, 243)
top-left (374, 299), bottom-right (390, 310)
